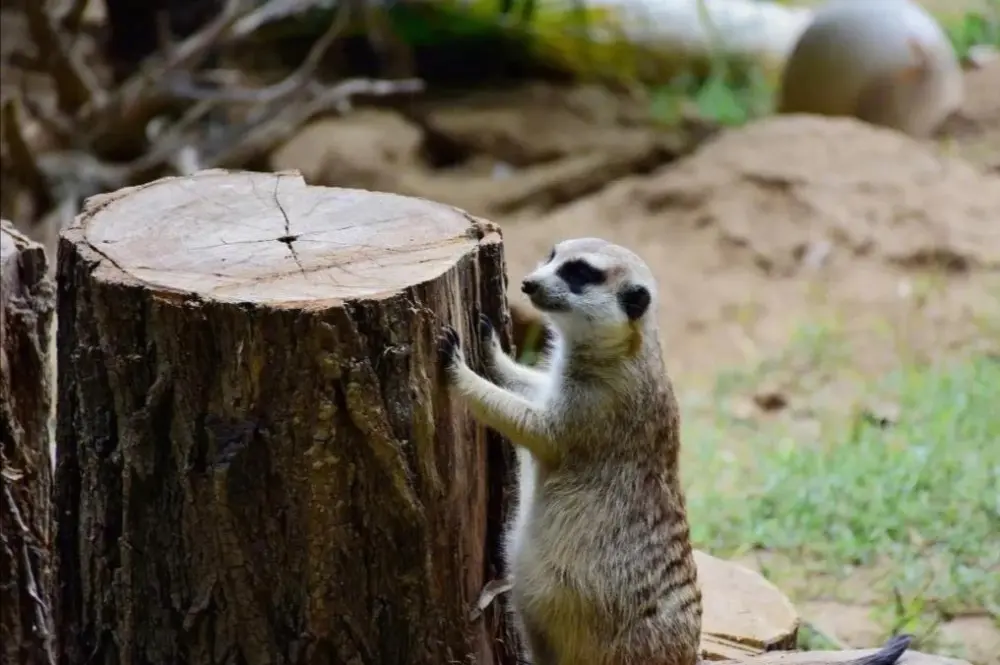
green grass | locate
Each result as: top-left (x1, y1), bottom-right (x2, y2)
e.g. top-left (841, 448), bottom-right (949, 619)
top-left (942, 1), bottom-right (1000, 61)
top-left (680, 341), bottom-right (1000, 655)
top-left (650, 63), bottom-right (775, 127)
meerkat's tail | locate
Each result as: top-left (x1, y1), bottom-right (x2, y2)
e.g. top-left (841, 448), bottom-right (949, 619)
top-left (845, 634), bottom-right (913, 665)
top-left (716, 633), bottom-right (914, 665)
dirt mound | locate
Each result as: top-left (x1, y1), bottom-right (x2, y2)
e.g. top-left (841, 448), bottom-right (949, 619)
top-left (939, 59), bottom-right (1000, 172)
top-left (270, 84), bottom-right (696, 218)
top-left (272, 91), bottom-right (1000, 284)
top-left (500, 114), bottom-right (1000, 380)
top-left (271, 110), bottom-right (426, 194)
top-left (510, 116), bottom-right (1000, 280)
top-left (616, 115), bottom-right (1000, 275)
top-left (269, 86), bottom-right (999, 384)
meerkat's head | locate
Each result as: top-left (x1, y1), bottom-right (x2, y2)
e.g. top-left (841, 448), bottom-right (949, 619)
top-left (521, 237), bottom-right (657, 357)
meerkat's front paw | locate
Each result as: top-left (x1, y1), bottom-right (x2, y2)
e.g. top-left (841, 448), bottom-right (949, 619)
top-left (439, 324), bottom-right (465, 379)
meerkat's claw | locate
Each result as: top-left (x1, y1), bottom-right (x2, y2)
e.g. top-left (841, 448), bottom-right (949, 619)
top-left (439, 325), bottom-right (463, 373)
top-left (478, 313), bottom-right (494, 341)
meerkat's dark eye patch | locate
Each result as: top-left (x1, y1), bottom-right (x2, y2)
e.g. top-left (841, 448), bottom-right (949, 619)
top-left (618, 284), bottom-right (651, 320)
top-left (556, 259), bottom-right (606, 293)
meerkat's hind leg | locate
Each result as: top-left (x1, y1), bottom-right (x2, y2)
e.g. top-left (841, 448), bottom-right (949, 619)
top-left (518, 616), bottom-right (557, 665)
top-left (479, 314), bottom-right (548, 395)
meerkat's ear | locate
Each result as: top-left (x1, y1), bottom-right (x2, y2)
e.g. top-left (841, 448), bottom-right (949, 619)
top-left (618, 284), bottom-right (651, 321)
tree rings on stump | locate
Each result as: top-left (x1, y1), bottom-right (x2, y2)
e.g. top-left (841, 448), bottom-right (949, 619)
top-left (53, 169), bottom-right (517, 665)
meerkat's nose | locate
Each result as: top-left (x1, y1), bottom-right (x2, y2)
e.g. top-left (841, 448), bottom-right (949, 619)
top-left (521, 279), bottom-right (539, 295)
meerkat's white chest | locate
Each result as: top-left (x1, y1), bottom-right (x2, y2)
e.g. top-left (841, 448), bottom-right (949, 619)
top-left (504, 448), bottom-right (538, 568)
top-left (502, 372), bottom-right (597, 599)
top-left (505, 463), bottom-right (622, 659)
top-left (502, 373), bottom-right (556, 567)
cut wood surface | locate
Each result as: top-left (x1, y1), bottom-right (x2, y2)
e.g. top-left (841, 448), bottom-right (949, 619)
top-left (52, 170), bottom-right (519, 665)
top-left (696, 550), bottom-right (799, 659)
top-left (1, 220), bottom-right (57, 665)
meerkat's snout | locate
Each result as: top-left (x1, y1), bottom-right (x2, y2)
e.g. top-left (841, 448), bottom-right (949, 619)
top-left (521, 273), bottom-right (568, 313)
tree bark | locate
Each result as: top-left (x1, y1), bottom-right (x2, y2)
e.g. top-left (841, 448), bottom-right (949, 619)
top-left (53, 170), bottom-right (520, 665)
top-left (1, 220), bottom-right (57, 665)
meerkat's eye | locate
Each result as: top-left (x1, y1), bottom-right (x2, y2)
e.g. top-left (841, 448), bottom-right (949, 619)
top-left (556, 259), bottom-right (606, 293)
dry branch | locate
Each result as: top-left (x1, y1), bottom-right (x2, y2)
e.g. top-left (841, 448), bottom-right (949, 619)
top-left (23, 0), bottom-right (97, 113)
top-left (57, 0), bottom-right (91, 36)
top-left (1, 99), bottom-right (48, 199)
top-left (3, 0), bottom-right (425, 261)
top-left (168, 0), bottom-right (351, 105)
top-left (14, 77), bottom-right (76, 147)
top-left (202, 77), bottom-right (424, 169)
top-left (232, 0), bottom-right (334, 39)
top-left (77, 0), bottom-right (246, 148)
top-left (4, 0), bottom-right (425, 241)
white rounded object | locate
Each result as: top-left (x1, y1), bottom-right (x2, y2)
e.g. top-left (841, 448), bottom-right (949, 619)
top-left (594, 0), bottom-right (815, 63)
top-left (777, 0), bottom-right (964, 137)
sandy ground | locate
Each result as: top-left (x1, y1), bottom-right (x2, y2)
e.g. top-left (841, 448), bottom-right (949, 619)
top-left (271, 66), bottom-right (1000, 662)
top-left (272, 67), bottom-right (1000, 381)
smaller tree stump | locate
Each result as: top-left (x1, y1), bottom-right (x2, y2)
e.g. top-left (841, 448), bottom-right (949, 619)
top-left (1, 220), bottom-right (57, 665)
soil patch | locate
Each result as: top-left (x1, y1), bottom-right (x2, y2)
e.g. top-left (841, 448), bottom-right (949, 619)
top-left (498, 114), bottom-right (1000, 379)
top-left (938, 59), bottom-right (1000, 172)
top-left (272, 80), bottom-right (1000, 384)
top-left (270, 83), bottom-right (702, 218)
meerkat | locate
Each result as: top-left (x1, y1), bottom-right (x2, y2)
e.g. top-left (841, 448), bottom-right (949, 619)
top-left (440, 237), bottom-right (700, 665)
top-left (440, 237), bottom-right (915, 665)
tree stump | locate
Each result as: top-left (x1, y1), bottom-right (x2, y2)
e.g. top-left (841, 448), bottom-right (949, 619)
top-left (53, 170), bottom-right (519, 665)
top-left (1, 220), bottom-right (57, 665)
